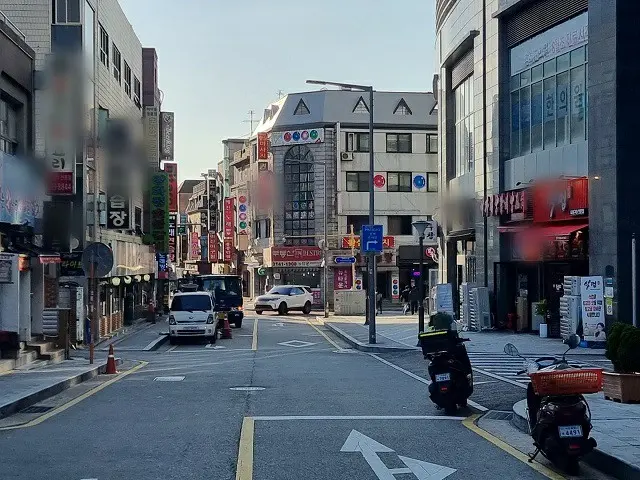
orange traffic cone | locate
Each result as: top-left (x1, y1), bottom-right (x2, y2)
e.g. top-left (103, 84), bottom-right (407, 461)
top-left (221, 317), bottom-right (232, 339)
top-left (105, 344), bottom-right (117, 374)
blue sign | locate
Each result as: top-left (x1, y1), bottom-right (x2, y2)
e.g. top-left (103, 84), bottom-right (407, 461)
top-left (334, 256), bottom-right (356, 265)
top-left (361, 224), bottom-right (384, 253)
top-left (413, 175), bottom-right (425, 189)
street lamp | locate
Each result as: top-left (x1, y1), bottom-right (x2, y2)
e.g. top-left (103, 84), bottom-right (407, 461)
top-left (412, 220), bottom-right (430, 334)
top-left (307, 79), bottom-right (376, 344)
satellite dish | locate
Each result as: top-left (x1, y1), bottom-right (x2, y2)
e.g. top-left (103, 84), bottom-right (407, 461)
top-left (82, 242), bottom-right (114, 278)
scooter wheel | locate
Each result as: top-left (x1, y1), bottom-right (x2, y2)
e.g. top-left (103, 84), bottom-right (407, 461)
top-left (444, 405), bottom-right (458, 415)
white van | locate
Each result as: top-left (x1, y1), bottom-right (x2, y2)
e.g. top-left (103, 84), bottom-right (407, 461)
top-left (168, 291), bottom-right (218, 344)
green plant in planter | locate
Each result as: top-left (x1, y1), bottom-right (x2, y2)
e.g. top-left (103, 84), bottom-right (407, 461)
top-left (617, 326), bottom-right (640, 374)
top-left (535, 300), bottom-right (548, 319)
top-left (606, 322), bottom-right (633, 371)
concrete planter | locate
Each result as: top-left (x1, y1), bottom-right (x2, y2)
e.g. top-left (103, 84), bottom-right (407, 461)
top-left (603, 371), bottom-right (640, 403)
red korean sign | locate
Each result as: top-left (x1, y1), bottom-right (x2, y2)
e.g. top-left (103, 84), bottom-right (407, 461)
top-left (223, 238), bottom-right (234, 263)
top-left (341, 236), bottom-right (395, 249)
top-left (334, 268), bottom-right (353, 290)
top-left (163, 162), bottom-right (178, 212)
top-left (48, 172), bottom-right (74, 195)
top-left (190, 231), bottom-right (200, 259)
top-left (208, 232), bottom-right (218, 263)
top-left (482, 190), bottom-right (526, 217)
top-left (270, 247), bottom-right (322, 267)
top-left (531, 178), bottom-right (589, 223)
top-left (224, 197), bottom-right (235, 238)
top-left (257, 132), bottom-right (269, 160)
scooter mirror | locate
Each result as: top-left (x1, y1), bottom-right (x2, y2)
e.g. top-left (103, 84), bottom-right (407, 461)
top-left (504, 343), bottom-right (519, 356)
top-left (565, 333), bottom-right (580, 349)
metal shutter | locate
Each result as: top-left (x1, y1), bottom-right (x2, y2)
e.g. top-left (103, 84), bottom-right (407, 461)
top-left (451, 49), bottom-right (474, 89)
top-left (505, 0), bottom-right (587, 48)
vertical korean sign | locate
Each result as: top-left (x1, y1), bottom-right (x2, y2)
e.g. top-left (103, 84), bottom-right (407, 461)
top-left (168, 213), bottom-right (177, 263)
top-left (107, 194), bottom-right (131, 229)
top-left (190, 232), bottom-right (200, 260)
top-left (208, 178), bottom-right (217, 232)
top-left (223, 238), bottom-right (234, 263)
top-left (580, 276), bottom-right (605, 342)
top-left (200, 232), bottom-right (208, 262)
top-left (150, 172), bottom-right (169, 252)
top-left (160, 112), bottom-right (175, 161)
top-left (163, 162), bottom-right (178, 212)
top-left (208, 232), bottom-right (218, 263)
top-left (224, 198), bottom-right (235, 238)
top-left (257, 132), bottom-right (269, 160)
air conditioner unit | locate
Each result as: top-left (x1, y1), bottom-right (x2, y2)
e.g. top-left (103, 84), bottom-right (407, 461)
top-left (341, 152), bottom-right (354, 161)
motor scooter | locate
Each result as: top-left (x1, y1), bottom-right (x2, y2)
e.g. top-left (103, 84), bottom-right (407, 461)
top-left (504, 334), bottom-right (601, 474)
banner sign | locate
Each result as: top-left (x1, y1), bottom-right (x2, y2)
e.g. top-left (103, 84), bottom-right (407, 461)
top-left (200, 233), bottom-right (208, 262)
top-left (581, 276), bottom-right (605, 342)
top-left (168, 213), bottom-right (177, 263)
top-left (60, 252), bottom-right (84, 276)
top-left (156, 252), bottom-right (169, 280)
top-left (270, 128), bottom-right (324, 146)
top-left (532, 177), bottom-right (589, 223)
top-left (106, 194), bottom-right (131, 229)
top-left (334, 268), bottom-right (352, 290)
top-left (223, 238), bottom-right (234, 263)
top-left (270, 247), bottom-right (322, 267)
top-left (144, 106), bottom-right (160, 168)
top-left (224, 197), bottom-right (235, 238)
top-left (257, 132), bottom-right (269, 159)
top-left (190, 231), bottom-right (200, 260)
top-left (208, 179), bottom-right (217, 231)
top-left (163, 162), bottom-right (178, 212)
top-left (483, 190), bottom-right (526, 217)
top-left (208, 232), bottom-right (218, 263)
top-left (341, 236), bottom-right (395, 249)
top-left (160, 112), bottom-right (175, 160)
top-left (150, 172), bottom-right (169, 252)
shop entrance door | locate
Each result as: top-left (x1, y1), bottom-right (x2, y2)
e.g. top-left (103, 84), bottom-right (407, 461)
top-left (376, 272), bottom-right (389, 298)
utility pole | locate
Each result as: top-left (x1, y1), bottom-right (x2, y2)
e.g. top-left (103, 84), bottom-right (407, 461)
top-left (242, 110), bottom-right (257, 137)
top-left (276, 90), bottom-right (285, 99)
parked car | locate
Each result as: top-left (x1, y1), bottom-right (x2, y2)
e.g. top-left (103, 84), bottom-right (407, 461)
top-left (255, 285), bottom-right (314, 315)
top-left (168, 291), bottom-right (218, 344)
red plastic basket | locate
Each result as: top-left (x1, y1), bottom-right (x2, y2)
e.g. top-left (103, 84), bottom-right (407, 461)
top-left (529, 368), bottom-right (603, 396)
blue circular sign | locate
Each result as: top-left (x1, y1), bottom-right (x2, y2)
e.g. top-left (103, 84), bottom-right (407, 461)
top-left (292, 131), bottom-right (301, 141)
top-left (239, 204), bottom-right (247, 212)
top-left (413, 175), bottom-right (426, 189)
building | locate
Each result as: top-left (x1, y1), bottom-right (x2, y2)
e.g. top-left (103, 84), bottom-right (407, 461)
top-left (435, 0), bottom-right (637, 336)
top-left (0, 0), bottom-right (157, 340)
top-left (226, 90), bottom-right (438, 305)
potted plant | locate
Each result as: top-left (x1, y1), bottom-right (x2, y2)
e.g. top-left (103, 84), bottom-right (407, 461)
top-left (535, 299), bottom-right (548, 338)
top-left (603, 322), bottom-right (640, 403)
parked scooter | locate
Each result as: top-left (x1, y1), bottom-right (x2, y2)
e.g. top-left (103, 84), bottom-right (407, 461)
top-left (504, 334), bottom-right (602, 474)
top-left (419, 328), bottom-right (473, 414)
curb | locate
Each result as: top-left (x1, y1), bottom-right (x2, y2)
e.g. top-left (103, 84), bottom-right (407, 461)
top-left (143, 334), bottom-right (169, 351)
top-left (325, 323), bottom-right (416, 353)
top-left (95, 317), bottom-right (152, 348)
top-left (0, 358), bottom-right (123, 419)
top-left (511, 400), bottom-right (640, 479)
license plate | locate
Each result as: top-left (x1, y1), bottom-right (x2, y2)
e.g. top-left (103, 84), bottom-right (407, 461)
top-left (183, 326), bottom-right (199, 330)
top-left (558, 425), bottom-right (583, 438)
top-left (435, 373), bottom-right (451, 382)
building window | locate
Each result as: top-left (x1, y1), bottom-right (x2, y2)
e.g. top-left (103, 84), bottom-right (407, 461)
top-left (346, 132), bottom-right (369, 152)
top-left (386, 133), bottom-right (412, 153)
top-left (124, 62), bottom-right (131, 97)
top-left (454, 75), bottom-right (474, 176)
top-left (134, 206), bottom-right (142, 233)
top-left (388, 215), bottom-right (413, 235)
top-left (393, 98), bottom-right (412, 115)
top-left (0, 99), bottom-right (18, 155)
top-left (387, 172), bottom-right (412, 192)
top-left (99, 24), bottom-right (109, 68)
top-left (510, 44), bottom-right (587, 158)
top-left (346, 172), bottom-right (369, 192)
top-left (427, 172), bottom-right (438, 192)
top-left (293, 99), bottom-right (310, 115)
top-left (352, 96), bottom-right (369, 114)
top-left (112, 45), bottom-right (121, 84)
top-left (426, 134), bottom-right (438, 153)
top-left (53, 0), bottom-right (80, 23)
top-left (346, 215), bottom-right (369, 235)
top-left (133, 76), bottom-right (141, 108)
top-left (284, 145), bottom-right (315, 246)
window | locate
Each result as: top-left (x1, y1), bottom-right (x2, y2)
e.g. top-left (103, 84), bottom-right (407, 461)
top-left (386, 133), bottom-right (412, 153)
top-left (454, 75), bottom-right (474, 176)
top-left (134, 206), bottom-right (142, 232)
top-left (99, 25), bottom-right (109, 68)
top-left (388, 215), bottom-right (413, 235)
top-left (112, 45), bottom-right (121, 84)
top-left (124, 62), bottom-right (131, 97)
top-left (346, 132), bottom-right (369, 152)
top-left (510, 45), bottom-right (587, 158)
top-left (346, 172), bottom-right (369, 192)
top-left (133, 76), bottom-right (141, 108)
top-left (393, 99), bottom-right (412, 115)
top-left (387, 172), bottom-right (412, 192)
top-left (54, 0), bottom-right (80, 23)
top-left (0, 99), bottom-right (18, 155)
top-left (170, 294), bottom-right (212, 312)
top-left (352, 96), bottom-right (369, 114)
top-left (426, 134), bottom-right (438, 153)
top-left (284, 146), bottom-right (315, 245)
top-left (346, 215), bottom-right (369, 235)
top-left (268, 286), bottom-right (294, 296)
top-left (293, 99), bottom-right (310, 115)
top-left (427, 172), bottom-right (438, 192)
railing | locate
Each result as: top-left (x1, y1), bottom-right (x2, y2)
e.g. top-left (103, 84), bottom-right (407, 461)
top-left (0, 10), bottom-right (27, 42)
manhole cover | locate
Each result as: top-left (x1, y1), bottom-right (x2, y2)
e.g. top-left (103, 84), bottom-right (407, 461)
top-left (229, 386), bottom-right (265, 391)
top-left (22, 405), bottom-right (54, 414)
top-left (154, 376), bottom-right (185, 382)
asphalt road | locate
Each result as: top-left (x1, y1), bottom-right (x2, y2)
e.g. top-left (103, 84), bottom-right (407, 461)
top-left (0, 315), bottom-right (604, 480)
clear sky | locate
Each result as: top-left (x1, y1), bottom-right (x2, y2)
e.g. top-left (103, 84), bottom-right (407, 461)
top-left (120, 0), bottom-right (437, 182)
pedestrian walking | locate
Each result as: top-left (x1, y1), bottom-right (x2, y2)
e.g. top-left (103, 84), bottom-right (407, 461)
top-left (147, 298), bottom-right (156, 324)
top-left (376, 290), bottom-right (383, 314)
top-left (401, 286), bottom-right (410, 314)
top-left (410, 285), bottom-right (419, 315)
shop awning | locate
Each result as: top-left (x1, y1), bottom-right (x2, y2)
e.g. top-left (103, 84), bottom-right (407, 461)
top-left (532, 223), bottom-right (589, 238)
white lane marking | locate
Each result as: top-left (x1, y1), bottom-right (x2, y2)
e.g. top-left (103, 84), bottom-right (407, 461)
top-left (367, 353), bottom-right (489, 412)
top-left (205, 345), bottom-right (226, 349)
top-left (230, 386), bottom-right (265, 391)
top-left (142, 335), bottom-right (169, 351)
top-left (154, 376), bottom-right (185, 382)
top-left (253, 415), bottom-right (466, 421)
top-left (166, 345), bottom-right (177, 353)
top-left (472, 367), bottom-right (529, 389)
top-left (341, 429), bottom-right (456, 480)
top-left (278, 340), bottom-right (317, 348)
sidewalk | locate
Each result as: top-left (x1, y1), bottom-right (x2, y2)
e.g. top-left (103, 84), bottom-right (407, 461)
top-left (0, 357), bottom-right (115, 418)
top-left (513, 396), bottom-right (640, 478)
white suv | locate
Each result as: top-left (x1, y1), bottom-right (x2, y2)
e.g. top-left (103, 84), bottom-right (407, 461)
top-left (255, 285), bottom-right (314, 315)
top-left (168, 292), bottom-right (218, 344)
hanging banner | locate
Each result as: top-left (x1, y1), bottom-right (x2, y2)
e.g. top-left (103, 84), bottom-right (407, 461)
top-left (190, 231), bottom-right (200, 260)
top-left (257, 132), bottom-right (269, 159)
top-left (581, 276), bottom-right (605, 342)
top-left (208, 232), bottom-right (218, 263)
top-left (163, 162), bottom-right (178, 212)
top-left (208, 179), bottom-right (217, 231)
top-left (168, 213), bottom-right (177, 263)
top-left (150, 172), bottom-right (169, 252)
top-left (224, 197), bottom-right (235, 238)
top-left (223, 238), bottom-right (234, 263)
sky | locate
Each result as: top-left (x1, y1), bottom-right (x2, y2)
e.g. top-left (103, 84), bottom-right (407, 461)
top-left (120, 0), bottom-right (437, 182)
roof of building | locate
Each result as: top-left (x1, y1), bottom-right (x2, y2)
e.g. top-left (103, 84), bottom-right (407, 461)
top-left (178, 180), bottom-right (201, 194)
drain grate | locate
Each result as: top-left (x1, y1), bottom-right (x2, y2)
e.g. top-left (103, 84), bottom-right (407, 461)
top-left (22, 405), bottom-right (55, 414)
top-left (483, 410), bottom-right (513, 421)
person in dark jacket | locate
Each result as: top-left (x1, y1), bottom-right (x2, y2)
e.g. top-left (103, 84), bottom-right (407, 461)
top-left (409, 286), bottom-right (419, 315)
top-left (400, 286), bottom-right (410, 314)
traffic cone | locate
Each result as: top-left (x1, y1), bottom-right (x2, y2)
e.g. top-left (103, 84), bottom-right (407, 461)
top-left (221, 316), bottom-right (232, 339)
top-left (105, 344), bottom-right (117, 374)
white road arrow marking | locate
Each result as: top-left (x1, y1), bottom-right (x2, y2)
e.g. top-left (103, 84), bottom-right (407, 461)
top-left (341, 430), bottom-right (456, 480)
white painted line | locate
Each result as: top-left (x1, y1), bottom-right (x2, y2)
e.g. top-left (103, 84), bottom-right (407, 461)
top-left (253, 415), bottom-right (466, 421)
top-left (472, 367), bottom-right (528, 389)
top-left (278, 340), bottom-right (317, 348)
top-left (143, 335), bottom-right (169, 351)
top-left (154, 376), bottom-right (185, 382)
top-left (166, 345), bottom-right (177, 353)
top-left (367, 353), bottom-right (489, 412)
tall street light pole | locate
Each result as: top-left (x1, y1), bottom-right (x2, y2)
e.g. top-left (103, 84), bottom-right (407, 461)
top-left (307, 79), bottom-right (376, 343)
top-left (412, 220), bottom-right (429, 335)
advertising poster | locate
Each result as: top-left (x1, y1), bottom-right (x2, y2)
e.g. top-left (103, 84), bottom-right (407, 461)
top-left (150, 172), bottom-right (169, 252)
top-left (334, 268), bottom-right (352, 290)
top-left (163, 162), bottom-right (178, 212)
top-left (581, 276), bottom-right (605, 342)
top-left (311, 288), bottom-right (322, 305)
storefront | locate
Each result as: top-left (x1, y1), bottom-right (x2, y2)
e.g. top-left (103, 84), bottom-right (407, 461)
top-left (493, 178), bottom-right (589, 336)
top-left (263, 246), bottom-right (323, 305)
top-left (397, 245), bottom-right (438, 301)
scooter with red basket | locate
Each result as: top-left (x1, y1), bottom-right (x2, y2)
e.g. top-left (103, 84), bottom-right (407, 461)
top-left (504, 334), bottom-right (602, 474)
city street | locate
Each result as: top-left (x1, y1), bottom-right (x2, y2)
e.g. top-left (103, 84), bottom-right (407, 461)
top-left (0, 315), bottom-right (614, 480)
